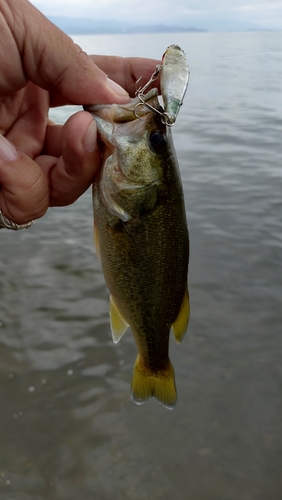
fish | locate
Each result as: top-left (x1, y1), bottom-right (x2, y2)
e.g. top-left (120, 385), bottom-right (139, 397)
top-left (85, 87), bottom-right (189, 409)
top-left (160, 44), bottom-right (190, 125)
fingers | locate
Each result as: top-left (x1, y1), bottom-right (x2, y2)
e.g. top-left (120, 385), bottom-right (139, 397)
top-left (0, 108), bottom-right (100, 222)
top-left (0, 111), bottom-right (99, 222)
top-left (6, 0), bottom-right (130, 105)
top-left (0, 135), bottom-right (48, 224)
top-left (50, 55), bottom-right (162, 107)
top-left (91, 55), bottom-right (162, 97)
top-left (4, 83), bottom-right (49, 157)
top-left (36, 111), bottom-right (100, 206)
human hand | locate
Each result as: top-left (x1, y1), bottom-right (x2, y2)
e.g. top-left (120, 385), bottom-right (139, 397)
top-left (0, 0), bottom-right (160, 227)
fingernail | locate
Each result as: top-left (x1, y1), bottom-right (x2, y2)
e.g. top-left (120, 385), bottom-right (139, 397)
top-left (0, 134), bottom-right (18, 161)
top-left (107, 78), bottom-right (129, 97)
top-left (83, 119), bottom-right (97, 153)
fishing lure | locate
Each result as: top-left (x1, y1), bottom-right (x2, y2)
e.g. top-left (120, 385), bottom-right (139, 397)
top-left (134, 44), bottom-right (190, 126)
top-left (161, 44), bottom-right (190, 125)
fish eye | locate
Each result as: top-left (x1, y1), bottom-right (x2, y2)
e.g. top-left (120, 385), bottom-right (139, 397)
top-left (149, 130), bottom-right (167, 155)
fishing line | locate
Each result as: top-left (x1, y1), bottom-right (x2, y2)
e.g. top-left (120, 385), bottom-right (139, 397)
top-left (185, 51), bottom-right (282, 60)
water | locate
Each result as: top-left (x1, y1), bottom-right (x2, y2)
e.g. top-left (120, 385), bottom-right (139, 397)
top-left (1, 31), bottom-right (282, 499)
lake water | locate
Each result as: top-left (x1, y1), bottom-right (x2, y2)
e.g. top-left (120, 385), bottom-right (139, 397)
top-left (1, 31), bottom-right (282, 499)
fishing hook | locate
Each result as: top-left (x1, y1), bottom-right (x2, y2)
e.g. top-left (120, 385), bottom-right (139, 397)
top-left (134, 99), bottom-right (174, 127)
top-left (135, 64), bottom-right (162, 96)
top-left (134, 64), bottom-right (173, 126)
top-left (134, 96), bottom-right (166, 122)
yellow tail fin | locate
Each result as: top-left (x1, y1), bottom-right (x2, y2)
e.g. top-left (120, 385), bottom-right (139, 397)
top-left (131, 355), bottom-right (177, 410)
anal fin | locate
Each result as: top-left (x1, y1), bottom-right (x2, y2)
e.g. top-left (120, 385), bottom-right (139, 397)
top-left (110, 296), bottom-right (129, 344)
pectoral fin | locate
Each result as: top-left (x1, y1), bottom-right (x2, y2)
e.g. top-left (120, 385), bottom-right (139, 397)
top-left (110, 296), bottom-right (129, 344)
top-left (94, 221), bottom-right (101, 263)
top-left (172, 288), bottom-right (190, 344)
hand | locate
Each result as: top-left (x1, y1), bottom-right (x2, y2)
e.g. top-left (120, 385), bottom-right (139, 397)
top-left (0, 0), bottom-right (160, 226)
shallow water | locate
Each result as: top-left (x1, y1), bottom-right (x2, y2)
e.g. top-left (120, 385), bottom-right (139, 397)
top-left (1, 31), bottom-right (282, 499)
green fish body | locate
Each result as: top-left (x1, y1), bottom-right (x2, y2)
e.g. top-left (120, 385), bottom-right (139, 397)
top-left (86, 89), bottom-right (189, 409)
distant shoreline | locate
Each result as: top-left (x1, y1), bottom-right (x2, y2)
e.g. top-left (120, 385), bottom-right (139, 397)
top-left (47, 16), bottom-right (272, 34)
top-left (48, 17), bottom-right (206, 35)
top-left (63, 29), bottom-right (207, 35)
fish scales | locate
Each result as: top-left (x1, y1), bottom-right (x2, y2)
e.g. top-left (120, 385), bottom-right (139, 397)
top-left (87, 87), bottom-right (189, 409)
top-left (93, 153), bottom-right (188, 368)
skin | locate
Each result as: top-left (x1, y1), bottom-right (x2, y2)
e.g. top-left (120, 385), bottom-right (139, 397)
top-left (0, 0), bottom-right (160, 225)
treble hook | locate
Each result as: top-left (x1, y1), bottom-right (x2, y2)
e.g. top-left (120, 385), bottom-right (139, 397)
top-left (134, 64), bottom-right (174, 124)
top-left (135, 64), bottom-right (162, 96)
top-left (134, 97), bottom-right (174, 127)
top-left (134, 97), bottom-right (166, 121)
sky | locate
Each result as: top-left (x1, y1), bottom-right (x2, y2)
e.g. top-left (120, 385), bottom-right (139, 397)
top-left (30, 0), bottom-right (282, 30)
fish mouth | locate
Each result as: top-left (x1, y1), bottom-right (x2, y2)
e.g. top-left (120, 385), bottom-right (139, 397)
top-left (86, 88), bottom-right (165, 223)
top-left (84, 88), bottom-right (160, 125)
top-left (84, 90), bottom-right (161, 153)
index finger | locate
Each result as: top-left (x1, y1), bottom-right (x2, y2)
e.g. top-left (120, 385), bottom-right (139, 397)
top-left (6, 0), bottom-right (129, 105)
top-left (91, 55), bottom-right (162, 97)
top-left (50, 55), bottom-right (161, 107)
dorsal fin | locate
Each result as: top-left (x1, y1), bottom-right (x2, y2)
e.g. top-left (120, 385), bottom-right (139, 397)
top-left (172, 288), bottom-right (190, 344)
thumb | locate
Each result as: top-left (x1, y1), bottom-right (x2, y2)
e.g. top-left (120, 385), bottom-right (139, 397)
top-left (8, 0), bottom-right (129, 105)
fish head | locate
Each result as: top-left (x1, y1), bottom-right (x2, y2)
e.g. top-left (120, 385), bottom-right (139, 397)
top-left (85, 89), bottom-right (173, 221)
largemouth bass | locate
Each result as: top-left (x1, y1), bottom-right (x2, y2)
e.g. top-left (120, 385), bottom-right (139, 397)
top-left (86, 88), bottom-right (189, 409)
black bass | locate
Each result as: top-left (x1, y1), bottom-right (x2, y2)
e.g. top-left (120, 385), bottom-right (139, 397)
top-left (86, 88), bottom-right (189, 409)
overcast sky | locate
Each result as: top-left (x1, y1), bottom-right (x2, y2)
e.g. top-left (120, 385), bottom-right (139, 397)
top-left (30, 0), bottom-right (282, 29)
